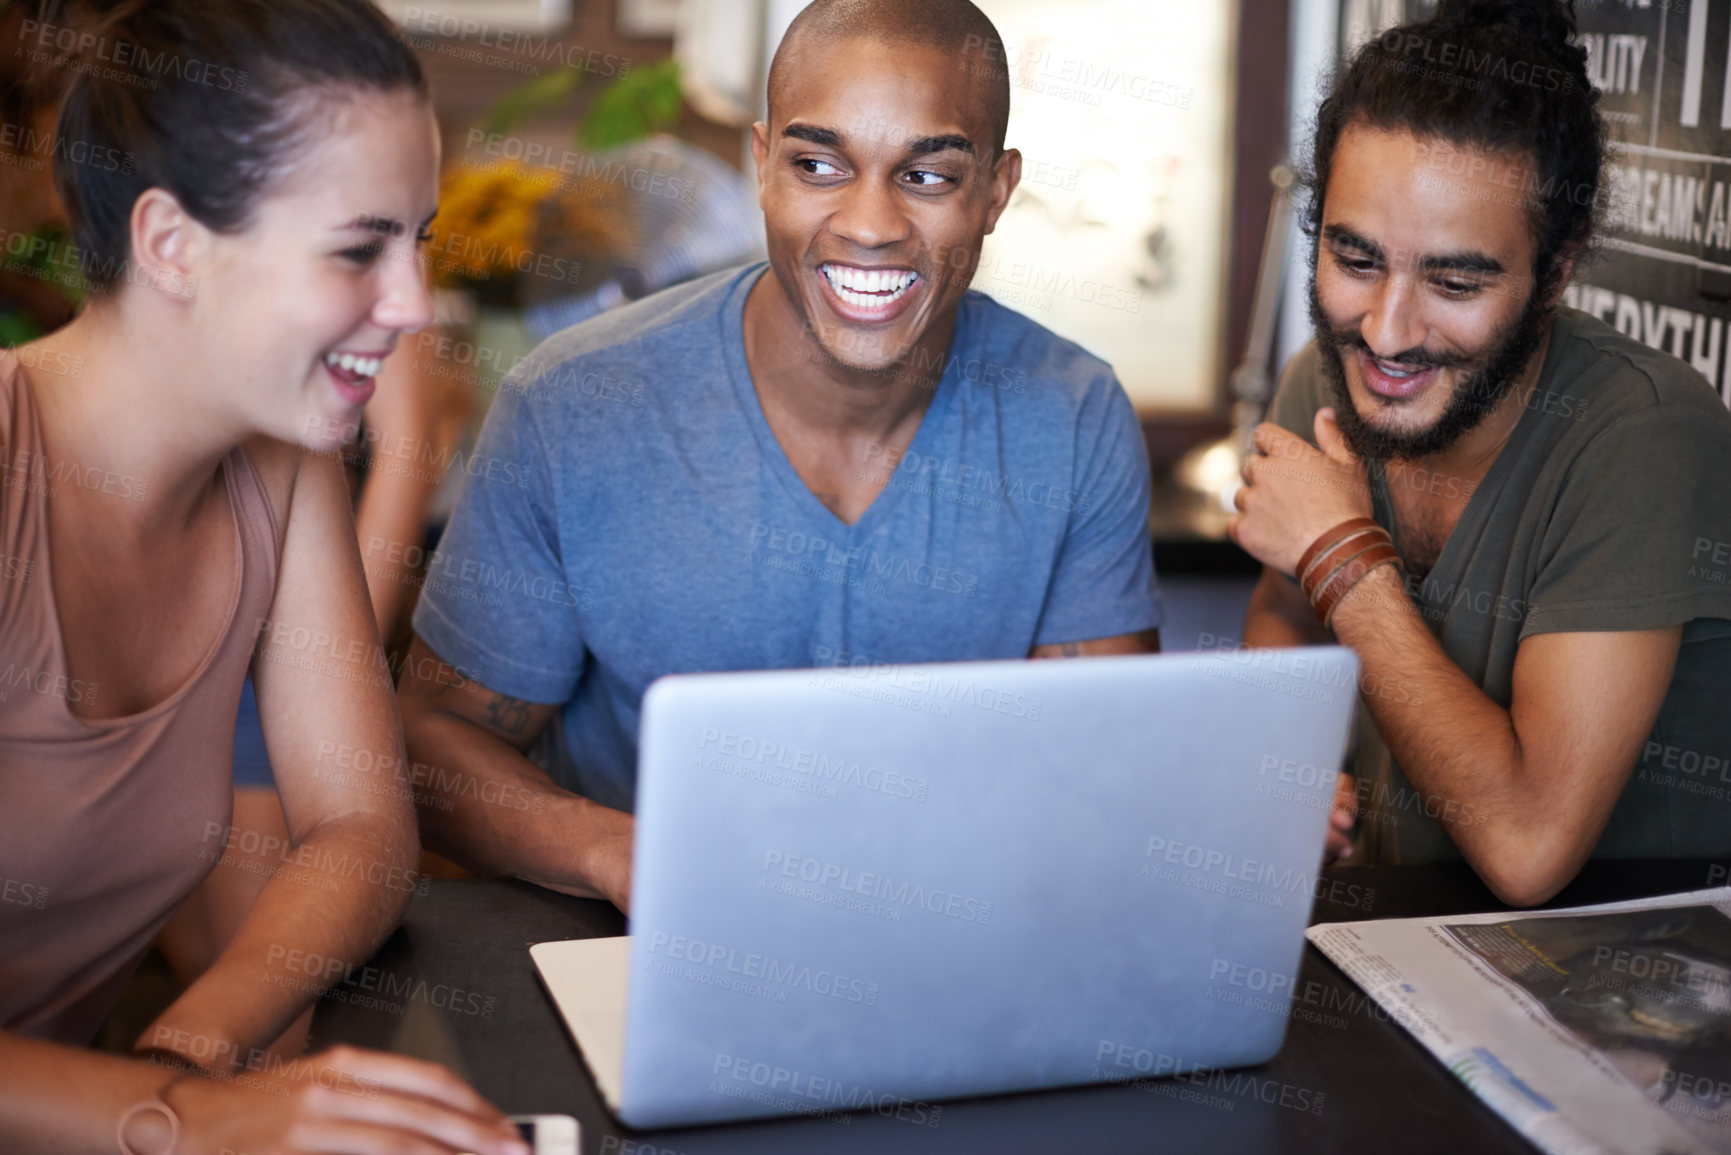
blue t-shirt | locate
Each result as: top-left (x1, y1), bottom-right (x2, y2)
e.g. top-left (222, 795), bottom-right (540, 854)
top-left (413, 263), bottom-right (1161, 811)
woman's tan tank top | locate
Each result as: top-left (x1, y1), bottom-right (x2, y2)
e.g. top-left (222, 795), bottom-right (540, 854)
top-left (0, 349), bottom-right (281, 1043)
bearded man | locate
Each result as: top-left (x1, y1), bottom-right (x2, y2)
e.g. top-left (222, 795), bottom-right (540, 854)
top-left (1232, 0), bottom-right (1731, 905)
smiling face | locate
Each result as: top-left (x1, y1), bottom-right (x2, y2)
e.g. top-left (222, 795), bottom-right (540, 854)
top-left (1311, 122), bottom-right (1554, 462)
top-left (189, 88), bottom-right (439, 450)
top-left (752, 34), bottom-right (1018, 374)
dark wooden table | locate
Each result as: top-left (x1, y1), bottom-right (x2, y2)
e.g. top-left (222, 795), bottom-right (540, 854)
top-left (311, 860), bottom-right (1720, 1155)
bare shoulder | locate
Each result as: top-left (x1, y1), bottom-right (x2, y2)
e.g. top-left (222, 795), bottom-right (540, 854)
top-left (238, 434), bottom-right (317, 526)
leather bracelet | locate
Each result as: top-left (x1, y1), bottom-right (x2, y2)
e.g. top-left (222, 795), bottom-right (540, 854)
top-left (1302, 533), bottom-right (1391, 608)
top-left (1299, 527), bottom-right (1389, 597)
top-left (1319, 556), bottom-right (1402, 629)
top-left (117, 1070), bottom-right (193, 1155)
top-left (1313, 542), bottom-right (1403, 627)
top-left (1294, 517), bottom-right (1382, 587)
top-left (1313, 539), bottom-right (1400, 622)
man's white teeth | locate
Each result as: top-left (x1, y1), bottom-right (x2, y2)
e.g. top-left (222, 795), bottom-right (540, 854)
top-left (821, 264), bottom-right (917, 307)
top-left (325, 351), bottom-right (383, 378)
top-left (1375, 359), bottom-right (1417, 379)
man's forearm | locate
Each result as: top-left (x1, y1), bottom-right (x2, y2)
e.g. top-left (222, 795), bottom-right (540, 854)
top-left (1243, 569), bottom-right (1333, 649)
top-left (1243, 609), bottom-right (1320, 649)
top-left (143, 812), bottom-right (416, 1069)
top-left (404, 710), bottom-right (624, 900)
top-left (1326, 566), bottom-right (1563, 899)
top-left (1224, 417), bottom-right (1664, 904)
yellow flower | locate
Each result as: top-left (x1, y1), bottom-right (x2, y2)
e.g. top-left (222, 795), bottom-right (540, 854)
top-left (427, 161), bottom-right (554, 286)
top-left (425, 154), bottom-right (637, 296)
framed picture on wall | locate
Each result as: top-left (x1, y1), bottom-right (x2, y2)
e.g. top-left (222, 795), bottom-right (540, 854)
top-left (970, 0), bottom-right (1235, 413)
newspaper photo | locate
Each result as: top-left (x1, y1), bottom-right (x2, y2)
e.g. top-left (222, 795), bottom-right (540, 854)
top-left (1308, 887), bottom-right (1731, 1155)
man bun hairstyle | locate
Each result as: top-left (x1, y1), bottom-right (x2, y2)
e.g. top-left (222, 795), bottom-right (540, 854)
top-left (46, 0), bottom-right (428, 293)
top-left (1302, 0), bottom-right (1605, 304)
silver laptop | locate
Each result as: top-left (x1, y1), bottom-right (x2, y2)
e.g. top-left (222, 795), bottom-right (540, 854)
top-left (531, 647), bottom-right (1359, 1128)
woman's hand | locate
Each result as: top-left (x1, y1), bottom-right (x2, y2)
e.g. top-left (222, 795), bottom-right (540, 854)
top-left (170, 1045), bottom-right (528, 1155)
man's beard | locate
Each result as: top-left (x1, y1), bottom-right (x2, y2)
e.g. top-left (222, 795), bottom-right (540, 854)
top-left (1307, 271), bottom-right (1550, 463)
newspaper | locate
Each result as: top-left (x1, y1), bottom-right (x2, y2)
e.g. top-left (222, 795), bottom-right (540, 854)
top-left (1307, 887), bottom-right (1731, 1155)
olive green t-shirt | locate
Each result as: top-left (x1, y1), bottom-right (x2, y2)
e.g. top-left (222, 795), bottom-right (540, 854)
top-left (1269, 307), bottom-right (1731, 863)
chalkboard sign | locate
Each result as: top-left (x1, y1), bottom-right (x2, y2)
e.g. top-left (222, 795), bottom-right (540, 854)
top-left (1563, 0), bottom-right (1731, 412)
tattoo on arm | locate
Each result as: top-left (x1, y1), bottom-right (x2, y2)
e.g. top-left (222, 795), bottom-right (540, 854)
top-left (1055, 642), bottom-right (1085, 658)
top-left (483, 693), bottom-right (532, 736)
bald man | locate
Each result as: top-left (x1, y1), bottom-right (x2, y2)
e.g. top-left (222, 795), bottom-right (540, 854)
top-left (396, 0), bottom-right (1164, 910)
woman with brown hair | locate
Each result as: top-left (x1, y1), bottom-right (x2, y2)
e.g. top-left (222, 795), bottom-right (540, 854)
top-left (0, 1), bottom-right (525, 1151)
